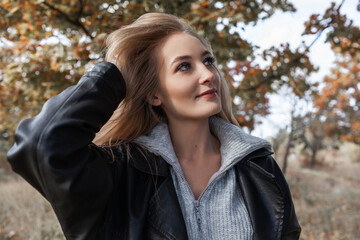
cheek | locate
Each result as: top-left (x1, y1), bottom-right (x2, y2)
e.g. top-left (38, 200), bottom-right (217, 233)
top-left (162, 78), bottom-right (196, 101)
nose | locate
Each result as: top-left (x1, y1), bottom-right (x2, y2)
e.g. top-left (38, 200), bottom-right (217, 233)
top-left (198, 64), bottom-right (216, 85)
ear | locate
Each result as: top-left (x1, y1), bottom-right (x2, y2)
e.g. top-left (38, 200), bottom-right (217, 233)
top-left (147, 94), bottom-right (162, 106)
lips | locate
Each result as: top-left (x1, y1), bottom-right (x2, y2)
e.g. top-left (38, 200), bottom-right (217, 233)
top-left (196, 88), bottom-right (217, 98)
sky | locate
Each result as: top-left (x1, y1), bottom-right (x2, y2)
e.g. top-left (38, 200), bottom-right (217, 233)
top-left (242, 0), bottom-right (359, 138)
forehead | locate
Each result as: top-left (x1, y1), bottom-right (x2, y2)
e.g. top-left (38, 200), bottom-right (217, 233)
top-left (158, 32), bottom-right (208, 62)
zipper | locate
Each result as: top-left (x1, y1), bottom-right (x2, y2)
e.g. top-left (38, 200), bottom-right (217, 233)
top-left (169, 164), bottom-right (205, 226)
top-left (194, 200), bottom-right (201, 224)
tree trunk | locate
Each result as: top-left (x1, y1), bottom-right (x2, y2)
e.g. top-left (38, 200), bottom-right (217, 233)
top-left (310, 147), bottom-right (317, 168)
top-left (310, 137), bottom-right (320, 168)
top-left (282, 131), bottom-right (293, 174)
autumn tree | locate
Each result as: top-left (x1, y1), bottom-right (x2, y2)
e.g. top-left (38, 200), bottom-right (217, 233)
top-left (273, 1), bottom-right (360, 168)
top-left (304, 1), bottom-right (360, 144)
top-left (1, 0), bottom-right (358, 145)
top-left (1, 0), bottom-right (319, 137)
top-left (297, 112), bottom-right (327, 168)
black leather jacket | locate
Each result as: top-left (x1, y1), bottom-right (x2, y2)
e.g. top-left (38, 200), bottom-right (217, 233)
top-left (7, 62), bottom-right (301, 240)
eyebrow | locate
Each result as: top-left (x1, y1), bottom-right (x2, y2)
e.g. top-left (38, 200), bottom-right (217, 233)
top-left (170, 50), bottom-right (211, 67)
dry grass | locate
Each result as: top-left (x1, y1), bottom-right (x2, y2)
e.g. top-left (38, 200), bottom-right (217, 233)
top-left (286, 166), bottom-right (360, 240)
top-left (0, 177), bottom-right (64, 240)
top-left (279, 143), bottom-right (360, 240)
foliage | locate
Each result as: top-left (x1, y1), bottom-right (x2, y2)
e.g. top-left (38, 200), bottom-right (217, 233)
top-left (0, 0), bottom-right (359, 144)
top-left (0, 0), bottom-right (314, 135)
top-left (304, 1), bottom-right (360, 144)
top-left (272, 1), bottom-right (360, 162)
top-left (314, 55), bottom-right (360, 144)
top-left (297, 112), bottom-right (328, 168)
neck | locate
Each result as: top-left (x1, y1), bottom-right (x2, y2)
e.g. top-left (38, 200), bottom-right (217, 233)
top-left (167, 117), bottom-right (220, 163)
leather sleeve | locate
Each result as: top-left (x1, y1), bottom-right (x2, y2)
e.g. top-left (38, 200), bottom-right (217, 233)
top-left (262, 155), bottom-right (301, 240)
top-left (7, 62), bottom-right (126, 239)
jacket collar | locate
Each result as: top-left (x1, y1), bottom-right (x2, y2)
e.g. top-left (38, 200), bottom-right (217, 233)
top-left (126, 143), bottom-right (170, 177)
top-left (132, 116), bottom-right (272, 176)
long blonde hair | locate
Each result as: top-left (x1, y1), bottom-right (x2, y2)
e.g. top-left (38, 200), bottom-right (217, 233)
top-left (93, 13), bottom-right (238, 146)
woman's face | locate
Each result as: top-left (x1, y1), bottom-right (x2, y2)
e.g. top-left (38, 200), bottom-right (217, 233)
top-left (153, 32), bottom-right (221, 122)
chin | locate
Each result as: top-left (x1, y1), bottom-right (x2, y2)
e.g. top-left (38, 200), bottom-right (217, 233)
top-left (201, 104), bottom-right (222, 118)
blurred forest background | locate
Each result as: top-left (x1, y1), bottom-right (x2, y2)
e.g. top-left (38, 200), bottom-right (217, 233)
top-left (0, 0), bottom-right (359, 239)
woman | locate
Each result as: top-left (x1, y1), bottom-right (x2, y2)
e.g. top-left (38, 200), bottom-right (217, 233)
top-left (7, 13), bottom-right (300, 240)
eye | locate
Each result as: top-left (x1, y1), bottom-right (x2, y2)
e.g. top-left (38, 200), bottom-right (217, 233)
top-left (176, 62), bottom-right (191, 72)
top-left (204, 56), bottom-right (215, 66)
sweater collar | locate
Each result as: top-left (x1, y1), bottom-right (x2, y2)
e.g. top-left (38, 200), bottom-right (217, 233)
top-left (133, 116), bottom-right (272, 173)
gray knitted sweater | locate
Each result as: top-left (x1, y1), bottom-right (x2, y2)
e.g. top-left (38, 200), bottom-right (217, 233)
top-left (134, 117), bottom-right (272, 240)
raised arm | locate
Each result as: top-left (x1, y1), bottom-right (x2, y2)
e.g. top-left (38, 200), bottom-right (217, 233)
top-left (7, 62), bottom-right (126, 239)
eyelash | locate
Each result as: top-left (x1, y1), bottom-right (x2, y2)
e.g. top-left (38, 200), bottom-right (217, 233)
top-left (175, 57), bottom-right (216, 72)
top-left (204, 56), bottom-right (216, 66)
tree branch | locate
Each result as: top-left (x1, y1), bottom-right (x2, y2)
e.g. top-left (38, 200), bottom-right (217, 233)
top-left (76, 0), bottom-right (85, 20)
top-left (239, 57), bottom-right (301, 91)
top-left (238, 0), bottom-right (347, 92)
top-left (42, 1), bottom-right (93, 39)
top-left (304, 0), bottom-right (345, 52)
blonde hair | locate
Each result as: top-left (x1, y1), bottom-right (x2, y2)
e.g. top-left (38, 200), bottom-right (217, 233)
top-left (93, 13), bottom-right (238, 146)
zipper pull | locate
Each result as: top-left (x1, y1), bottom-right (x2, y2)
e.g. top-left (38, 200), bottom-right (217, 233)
top-left (194, 200), bottom-right (201, 224)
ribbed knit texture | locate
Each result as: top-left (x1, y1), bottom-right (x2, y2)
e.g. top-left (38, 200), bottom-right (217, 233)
top-left (133, 116), bottom-right (272, 239)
